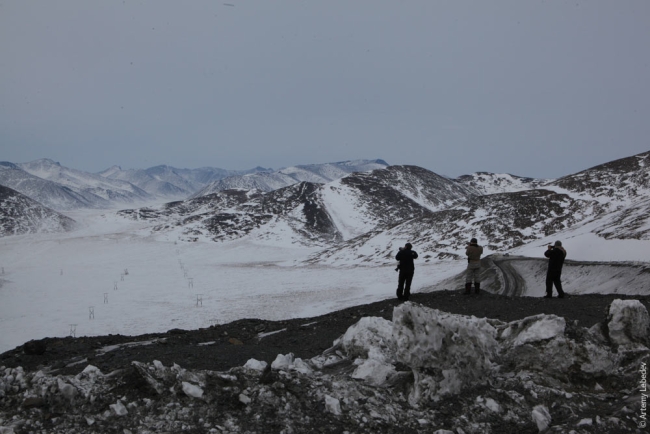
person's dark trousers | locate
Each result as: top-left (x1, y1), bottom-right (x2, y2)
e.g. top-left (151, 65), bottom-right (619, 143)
top-left (397, 270), bottom-right (415, 300)
top-left (546, 273), bottom-right (565, 298)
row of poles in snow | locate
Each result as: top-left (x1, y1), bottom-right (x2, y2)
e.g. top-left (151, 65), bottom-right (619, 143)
top-left (66, 247), bottom-right (206, 338)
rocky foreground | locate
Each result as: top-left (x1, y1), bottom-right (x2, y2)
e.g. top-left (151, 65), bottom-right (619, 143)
top-left (1, 294), bottom-right (650, 433)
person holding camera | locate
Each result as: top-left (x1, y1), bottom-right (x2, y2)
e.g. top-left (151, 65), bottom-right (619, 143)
top-left (465, 238), bottom-right (483, 294)
top-left (395, 242), bottom-right (418, 301)
top-left (544, 240), bottom-right (567, 298)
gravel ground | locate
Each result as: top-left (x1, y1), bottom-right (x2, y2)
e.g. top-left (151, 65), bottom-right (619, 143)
top-left (2, 290), bottom-right (649, 376)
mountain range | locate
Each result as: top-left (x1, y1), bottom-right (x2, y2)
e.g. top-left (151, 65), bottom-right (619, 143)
top-left (1, 151), bottom-right (650, 432)
top-left (1, 152), bottom-right (649, 261)
top-left (113, 151), bottom-right (650, 267)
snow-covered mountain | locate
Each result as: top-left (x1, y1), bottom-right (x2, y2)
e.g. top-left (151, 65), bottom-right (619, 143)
top-left (546, 150), bottom-right (650, 209)
top-left (0, 162), bottom-right (95, 210)
top-left (0, 185), bottom-right (76, 236)
top-left (17, 159), bottom-right (152, 207)
top-left (313, 151), bottom-right (650, 265)
top-left (97, 165), bottom-right (271, 199)
top-left (118, 165), bottom-right (475, 246)
top-left (115, 150), bottom-right (650, 268)
top-left (191, 159), bottom-right (389, 197)
top-left (97, 165), bottom-right (196, 199)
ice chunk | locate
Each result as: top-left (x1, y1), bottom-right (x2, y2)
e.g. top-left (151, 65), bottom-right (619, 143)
top-left (243, 359), bottom-right (268, 371)
top-left (324, 395), bottom-right (342, 415)
top-left (531, 405), bottom-right (551, 431)
top-left (57, 379), bottom-right (77, 401)
top-left (607, 299), bottom-right (650, 345)
top-left (110, 400), bottom-right (129, 416)
top-left (182, 382), bottom-right (204, 399)
top-left (350, 359), bottom-right (396, 386)
top-left (340, 317), bottom-right (394, 364)
top-left (485, 397), bottom-right (500, 413)
top-left (391, 304), bottom-right (498, 401)
top-left (271, 353), bottom-right (294, 370)
top-left (291, 358), bottom-right (313, 375)
top-left (500, 314), bottom-right (566, 347)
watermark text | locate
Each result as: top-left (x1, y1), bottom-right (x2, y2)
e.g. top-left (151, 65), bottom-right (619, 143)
top-left (640, 362), bottom-right (647, 429)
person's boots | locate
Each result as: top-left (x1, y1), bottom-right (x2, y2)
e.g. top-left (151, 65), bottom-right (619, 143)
top-left (464, 282), bottom-right (471, 295)
top-left (474, 282), bottom-right (481, 295)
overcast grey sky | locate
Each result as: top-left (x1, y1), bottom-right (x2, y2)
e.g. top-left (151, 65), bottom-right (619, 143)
top-left (1, 1), bottom-right (649, 178)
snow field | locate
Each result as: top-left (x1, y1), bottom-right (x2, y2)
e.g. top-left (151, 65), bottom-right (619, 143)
top-left (0, 210), bottom-right (455, 353)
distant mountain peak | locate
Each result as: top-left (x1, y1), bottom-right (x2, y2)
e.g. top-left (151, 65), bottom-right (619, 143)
top-left (193, 159), bottom-right (390, 198)
top-left (29, 158), bottom-right (61, 166)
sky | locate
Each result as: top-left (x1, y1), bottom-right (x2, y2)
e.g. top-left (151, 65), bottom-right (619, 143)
top-left (1, 1), bottom-right (649, 179)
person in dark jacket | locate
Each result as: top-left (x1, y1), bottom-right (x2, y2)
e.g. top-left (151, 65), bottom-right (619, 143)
top-left (544, 240), bottom-right (567, 298)
top-left (395, 242), bottom-right (418, 301)
top-left (465, 238), bottom-right (484, 294)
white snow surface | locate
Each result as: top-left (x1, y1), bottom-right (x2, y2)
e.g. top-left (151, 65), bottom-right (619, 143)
top-left (0, 208), bottom-right (452, 353)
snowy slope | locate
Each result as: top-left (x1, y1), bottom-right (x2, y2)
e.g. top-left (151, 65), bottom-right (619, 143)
top-left (119, 182), bottom-right (340, 246)
top-left (308, 189), bottom-right (595, 265)
top-left (0, 185), bottom-right (77, 236)
top-left (318, 165), bottom-right (475, 241)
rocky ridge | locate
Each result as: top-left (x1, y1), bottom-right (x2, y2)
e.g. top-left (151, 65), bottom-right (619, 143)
top-left (1, 293), bottom-right (649, 434)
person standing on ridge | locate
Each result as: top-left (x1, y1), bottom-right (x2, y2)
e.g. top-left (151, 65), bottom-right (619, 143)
top-left (395, 243), bottom-right (418, 301)
top-left (465, 238), bottom-right (483, 294)
top-left (544, 240), bottom-right (567, 298)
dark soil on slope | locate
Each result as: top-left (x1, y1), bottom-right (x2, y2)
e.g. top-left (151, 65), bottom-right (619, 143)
top-left (2, 290), bottom-right (649, 377)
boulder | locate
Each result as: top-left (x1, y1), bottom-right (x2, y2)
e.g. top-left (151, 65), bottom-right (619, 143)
top-left (23, 340), bottom-right (46, 355)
